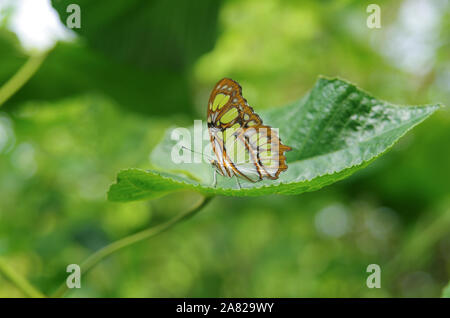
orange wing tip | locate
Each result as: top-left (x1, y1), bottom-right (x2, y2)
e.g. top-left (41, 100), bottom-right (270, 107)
top-left (278, 144), bottom-right (292, 152)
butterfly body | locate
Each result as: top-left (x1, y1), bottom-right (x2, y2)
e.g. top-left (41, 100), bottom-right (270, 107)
top-left (207, 78), bottom-right (291, 186)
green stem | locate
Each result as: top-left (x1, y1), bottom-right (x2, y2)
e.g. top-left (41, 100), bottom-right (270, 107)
top-left (0, 51), bottom-right (48, 107)
top-left (52, 195), bottom-right (214, 298)
top-left (0, 258), bottom-right (46, 298)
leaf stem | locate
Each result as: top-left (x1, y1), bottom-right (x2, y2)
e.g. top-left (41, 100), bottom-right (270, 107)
top-left (0, 50), bottom-right (48, 107)
top-left (0, 258), bottom-right (46, 298)
top-left (52, 195), bottom-right (214, 298)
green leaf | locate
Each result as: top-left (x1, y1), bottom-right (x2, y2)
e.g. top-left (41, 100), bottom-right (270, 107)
top-left (108, 77), bottom-right (440, 202)
top-left (4, 40), bottom-right (192, 116)
top-left (51, 0), bottom-right (222, 70)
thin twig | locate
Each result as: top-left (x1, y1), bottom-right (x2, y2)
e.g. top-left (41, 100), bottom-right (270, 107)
top-left (0, 51), bottom-right (49, 107)
top-left (52, 195), bottom-right (214, 298)
top-left (0, 258), bottom-right (46, 298)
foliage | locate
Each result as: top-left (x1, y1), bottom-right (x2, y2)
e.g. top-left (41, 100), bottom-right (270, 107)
top-left (2, 0), bottom-right (222, 116)
top-left (0, 0), bottom-right (449, 298)
top-left (108, 78), bottom-right (439, 201)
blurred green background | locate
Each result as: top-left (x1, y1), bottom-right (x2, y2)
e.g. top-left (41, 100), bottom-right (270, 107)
top-left (0, 0), bottom-right (449, 297)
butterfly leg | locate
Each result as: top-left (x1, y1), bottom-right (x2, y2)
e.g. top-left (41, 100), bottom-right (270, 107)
top-left (212, 169), bottom-right (217, 188)
top-left (234, 175), bottom-right (241, 190)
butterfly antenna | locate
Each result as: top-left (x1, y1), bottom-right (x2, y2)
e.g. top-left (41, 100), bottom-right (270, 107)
top-left (181, 146), bottom-right (214, 161)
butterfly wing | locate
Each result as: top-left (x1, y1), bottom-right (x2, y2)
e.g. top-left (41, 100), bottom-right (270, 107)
top-left (207, 78), bottom-right (263, 130)
top-left (207, 78), bottom-right (291, 182)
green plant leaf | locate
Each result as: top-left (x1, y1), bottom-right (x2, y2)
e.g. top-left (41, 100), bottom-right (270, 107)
top-left (108, 77), bottom-right (440, 202)
top-left (51, 0), bottom-right (221, 71)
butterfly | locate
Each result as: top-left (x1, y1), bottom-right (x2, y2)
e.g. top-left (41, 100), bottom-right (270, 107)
top-left (207, 78), bottom-right (291, 188)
